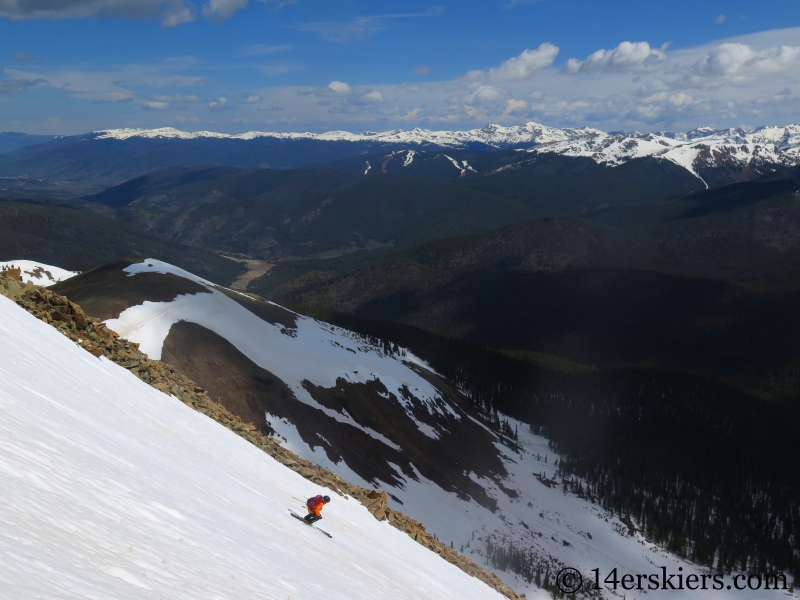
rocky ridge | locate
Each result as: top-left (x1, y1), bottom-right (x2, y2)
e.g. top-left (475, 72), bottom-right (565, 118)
top-left (0, 267), bottom-right (523, 600)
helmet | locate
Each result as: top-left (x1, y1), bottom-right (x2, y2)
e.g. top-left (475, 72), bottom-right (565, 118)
top-left (323, 495), bottom-right (331, 503)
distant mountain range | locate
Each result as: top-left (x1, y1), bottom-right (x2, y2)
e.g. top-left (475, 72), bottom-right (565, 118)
top-left (1, 121), bottom-right (799, 192)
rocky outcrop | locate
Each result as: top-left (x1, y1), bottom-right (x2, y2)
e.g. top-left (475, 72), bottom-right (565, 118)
top-left (0, 270), bottom-right (524, 600)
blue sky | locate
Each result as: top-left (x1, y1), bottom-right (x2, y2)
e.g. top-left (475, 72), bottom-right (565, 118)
top-left (1, 0), bottom-right (799, 134)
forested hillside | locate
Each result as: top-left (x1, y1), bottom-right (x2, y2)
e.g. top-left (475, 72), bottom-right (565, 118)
top-left (290, 305), bottom-right (800, 582)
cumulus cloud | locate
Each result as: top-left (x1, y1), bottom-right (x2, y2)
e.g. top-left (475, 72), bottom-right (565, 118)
top-left (0, 77), bottom-right (47, 95)
top-left (562, 41), bottom-right (668, 74)
top-left (143, 100), bottom-right (169, 110)
top-left (354, 90), bottom-right (384, 105)
top-left (414, 65), bottom-right (431, 75)
top-left (242, 94), bottom-right (262, 104)
top-left (208, 96), bottom-right (227, 111)
top-left (469, 43), bottom-right (559, 81)
top-left (257, 104), bottom-right (284, 111)
top-left (466, 85), bottom-right (506, 105)
top-left (716, 14), bottom-right (726, 24)
top-left (503, 98), bottom-right (527, 117)
top-left (0, 0), bottom-right (195, 27)
top-left (693, 43), bottom-right (800, 77)
top-left (328, 80), bottom-right (351, 94)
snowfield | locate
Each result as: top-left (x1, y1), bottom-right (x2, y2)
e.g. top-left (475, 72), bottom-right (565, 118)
top-left (0, 260), bottom-right (76, 286)
top-left (0, 293), bottom-right (504, 599)
top-left (96, 260), bottom-right (798, 599)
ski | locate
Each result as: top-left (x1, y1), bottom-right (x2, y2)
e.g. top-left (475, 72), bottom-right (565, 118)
top-left (288, 509), bottom-right (333, 538)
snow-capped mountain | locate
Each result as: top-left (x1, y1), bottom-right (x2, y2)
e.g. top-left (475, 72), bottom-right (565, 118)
top-left (95, 122), bottom-right (589, 148)
top-left (0, 291), bottom-right (503, 600)
top-left (527, 125), bottom-right (800, 186)
top-left (93, 122), bottom-right (800, 186)
top-left (51, 258), bottom-right (796, 598)
top-left (5, 121), bottom-right (798, 192)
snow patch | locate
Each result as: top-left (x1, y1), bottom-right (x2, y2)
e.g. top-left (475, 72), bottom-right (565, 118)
top-left (0, 260), bottom-right (77, 286)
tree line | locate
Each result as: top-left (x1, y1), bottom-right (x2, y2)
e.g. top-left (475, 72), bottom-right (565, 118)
top-left (290, 304), bottom-right (800, 584)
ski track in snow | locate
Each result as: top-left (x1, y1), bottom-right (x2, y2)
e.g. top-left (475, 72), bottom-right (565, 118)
top-left (0, 293), bottom-right (503, 600)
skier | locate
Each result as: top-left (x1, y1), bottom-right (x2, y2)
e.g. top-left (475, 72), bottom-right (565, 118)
top-left (304, 494), bottom-right (330, 525)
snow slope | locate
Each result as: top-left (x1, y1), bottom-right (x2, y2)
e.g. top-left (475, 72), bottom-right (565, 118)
top-left (0, 292), bottom-right (503, 600)
top-left (105, 260), bottom-right (447, 448)
top-left (0, 260), bottom-right (76, 286)
top-left (93, 259), bottom-right (797, 599)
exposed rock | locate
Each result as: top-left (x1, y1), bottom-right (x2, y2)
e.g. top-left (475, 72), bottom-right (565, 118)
top-left (0, 272), bottom-right (524, 600)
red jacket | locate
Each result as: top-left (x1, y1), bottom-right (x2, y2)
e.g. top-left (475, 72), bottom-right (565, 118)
top-left (307, 495), bottom-right (326, 517)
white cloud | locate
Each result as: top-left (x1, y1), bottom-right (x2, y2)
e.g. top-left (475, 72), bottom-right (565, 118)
top-left (469, 43), bottom-right (559, 81)
top-left (562, 41), bottom-right (667, 75)
top-left (414, 65), bottom-right (431, 75)
top-left (4, 26), bottom-right (800, 136)
top-left (0, 0), bottom-right (196, 27)
top-left (242, 94), bottom-right (262, 104)
top-left (201, 0), bottom-right (247, 22)
top-left (208, 96), bottom-right (227, 110)
top-left (328, 81), bottom-right (351, 94)
top-left (466, 86), bottom-right (506, 105)
top-left (716, 14), bottom-right (726, 24)
top-left (693, 43), bottom-right (800, 77)
top-left (502, 98), bottom-right (527, 117)
top-left (143, 100), bottom-right (169, 110)
top-left (354, 90), bottom-right (384, 105)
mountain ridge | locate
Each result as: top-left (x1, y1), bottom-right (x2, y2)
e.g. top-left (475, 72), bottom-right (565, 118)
top-left (3, 121), bottom-right (798, 193)
top-left (93, 122), bottom-right (800, 183)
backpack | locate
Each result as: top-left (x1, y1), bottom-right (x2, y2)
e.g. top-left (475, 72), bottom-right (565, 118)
top-left (307, 496), bottom-right (321, 510)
